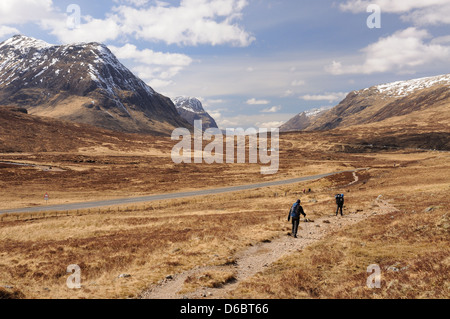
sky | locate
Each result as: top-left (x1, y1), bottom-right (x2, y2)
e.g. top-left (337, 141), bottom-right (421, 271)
top-left (0, 0), bottom-right (449, 129)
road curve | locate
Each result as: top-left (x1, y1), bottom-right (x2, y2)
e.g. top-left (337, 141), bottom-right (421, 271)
top-left (0, 169), bottom-right (363, 215)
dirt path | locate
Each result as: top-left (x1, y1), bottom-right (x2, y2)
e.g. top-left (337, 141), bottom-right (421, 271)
top-left (139, 196), bottom-right (398, 299)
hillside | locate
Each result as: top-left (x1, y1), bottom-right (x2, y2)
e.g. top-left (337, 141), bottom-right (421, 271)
top-left (0, 106), bottom-right (155, 153)
top-left (0, 35), bottom-right (189, 135)
top-left (282, 74), bottom-right (450, 134)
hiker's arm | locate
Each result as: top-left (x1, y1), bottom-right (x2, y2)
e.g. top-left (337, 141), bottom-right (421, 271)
top-left (300, 206), bottom-right (306, 217)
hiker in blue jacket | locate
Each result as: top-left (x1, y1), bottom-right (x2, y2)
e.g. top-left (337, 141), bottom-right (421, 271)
top-left (288, 199), bottom-right (306, 238)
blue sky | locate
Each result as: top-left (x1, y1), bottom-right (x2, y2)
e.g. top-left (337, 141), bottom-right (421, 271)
top-left (1, 0), bottom-right (450, 128)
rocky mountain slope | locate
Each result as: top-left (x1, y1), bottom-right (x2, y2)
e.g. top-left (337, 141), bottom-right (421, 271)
top-left (282, 73), bottom-right (450, 132)
top-left (280, 107), bottom-right (330, 132)
top-left (0, 35), bottom-right (189, 135)
top-left (172, 96), bottom-right (218, 130)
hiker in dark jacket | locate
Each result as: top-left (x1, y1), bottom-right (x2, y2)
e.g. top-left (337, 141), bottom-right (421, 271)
top-left (335, 194), bottom-right (344, 216)
top-left (288, 199), bottom-right (306, 238)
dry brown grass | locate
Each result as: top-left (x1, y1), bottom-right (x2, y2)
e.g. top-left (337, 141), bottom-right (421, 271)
top-left (0, 127), bottom-right (448, 299)
top-left (229, 155), bottom-right (450, 299)
top-left (181, 270), bottom-right (237, 294)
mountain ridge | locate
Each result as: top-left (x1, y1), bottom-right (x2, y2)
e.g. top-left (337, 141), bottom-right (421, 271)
top-left (281, 73), bottom-right (450, 132)
top-left (0, 35), bottom-right (189, 135)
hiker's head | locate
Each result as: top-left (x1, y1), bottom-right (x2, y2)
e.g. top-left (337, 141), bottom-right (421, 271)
top-left (297, 199), bottom-right (301, 204)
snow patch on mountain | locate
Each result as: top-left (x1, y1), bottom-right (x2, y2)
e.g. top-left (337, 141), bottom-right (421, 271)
top-left (172, 96), bottom-right (205, 114)
top-left (304, 105), bottom-right (333, 118)
top-left (373, 74), bottom-right (450, 98)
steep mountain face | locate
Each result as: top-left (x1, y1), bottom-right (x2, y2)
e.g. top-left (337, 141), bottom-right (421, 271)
top-left (305, 74), bottom-right (450, 131)
top-left (280, 107), bottom-right (330, 132)
top-left (0, 35), bottom-right (189, 135)
top-left (172, 96), bottom-right (219, 130)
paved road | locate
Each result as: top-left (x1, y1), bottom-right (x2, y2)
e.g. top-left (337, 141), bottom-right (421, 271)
top-left (0, 169), bottom-right (361, 215)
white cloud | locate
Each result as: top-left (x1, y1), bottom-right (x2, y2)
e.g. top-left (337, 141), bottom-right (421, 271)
top-left (112, 0), bottom-right (254, 46)
top-left (2, 0), bottom-right (253, 47)
top-left (0, 25), bottom-right (20, 39)
top-left (106, 44), bottom-right (193, 89)
top-left (301, 92), bottom-right (347, 103)
top-left (340, 0), bottom-right (449, 14)
top-left (431, 35), bottom-right (450, 45)
top-left (326, 28), bottom-right (450, 75)
top-left (113, 0), bottom-right (151, 6)
top-left (340, 0), bottom-right (450, 25)
top-left (261, 105), bottom-right (282, 113)
top-left (41, 14), bottom-right (122, 44)
top-left (246, 98), bottom-right (270, 105)
top-left (109, 44), bottom-right (192, 67)
top-left (282, 90), bottom-right (294, 97)
top-left (0, 0), bottom-right (55, 25)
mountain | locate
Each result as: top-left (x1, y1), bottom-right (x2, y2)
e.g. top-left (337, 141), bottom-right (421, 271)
top-left (280, 106), bottom-right (330, 132)
top-left (0, 35), bottom-right (189, 135)
top-left (307, 73), bottom-right (450, 131)
top-left (172, 96), bottom-right (219, 130)
top-left (281, 73), bottom-right (450, 132)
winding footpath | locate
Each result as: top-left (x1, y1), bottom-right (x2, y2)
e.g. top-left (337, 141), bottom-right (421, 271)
top-left (140, 197), bottom-right (398, 299)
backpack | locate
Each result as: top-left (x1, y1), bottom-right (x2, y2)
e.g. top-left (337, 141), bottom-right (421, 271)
top-left (336, 194), bottom-right (344, 206)
top-left (290, 202), bottom-right (300, 218)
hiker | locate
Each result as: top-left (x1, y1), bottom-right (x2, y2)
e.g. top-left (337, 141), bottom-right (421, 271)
top-left (335, 194), bottom-right (344, 216)
top-left (288, 199), bottom-right (306, 238)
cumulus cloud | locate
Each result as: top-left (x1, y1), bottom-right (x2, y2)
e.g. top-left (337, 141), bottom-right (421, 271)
top-left (326, 28), bottom-right (450, 75)
top-left (112, 0), bottom-right (254, 46)
top-left (42, 15), bottom-right (122, 44)
top-left (0, 0), bottom-right (55, 25)
top-left (0, 0), bottom-right (253, 47)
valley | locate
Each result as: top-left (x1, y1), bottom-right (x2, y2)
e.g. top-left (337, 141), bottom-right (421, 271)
top-left (0, 34), bottom-right (448, 301)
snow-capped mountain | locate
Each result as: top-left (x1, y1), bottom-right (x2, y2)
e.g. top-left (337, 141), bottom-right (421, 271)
top-left (280, 106), bottom-right (331, 132)
top-left (281, 73), bottom-right (450, 132)
top-left (172, 96), bottom-right (218, 130)
top-left (0, 35), bottom-right (188, 134)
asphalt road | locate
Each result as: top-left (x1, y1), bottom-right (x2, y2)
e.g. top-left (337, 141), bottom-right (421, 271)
top-left (0, 169), bottom-right (359, 215)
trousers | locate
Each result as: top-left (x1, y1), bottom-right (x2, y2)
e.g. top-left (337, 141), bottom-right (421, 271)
top-left (291, 218), bottom-right (300, 237)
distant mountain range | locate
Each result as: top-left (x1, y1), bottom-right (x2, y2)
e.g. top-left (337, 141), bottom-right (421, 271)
top-left (0, 35), bottom-right (189, 135)
top-left (172, 96), bottom-right (218, 130)
top-left (281, 73), bottom-right (450, 132)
